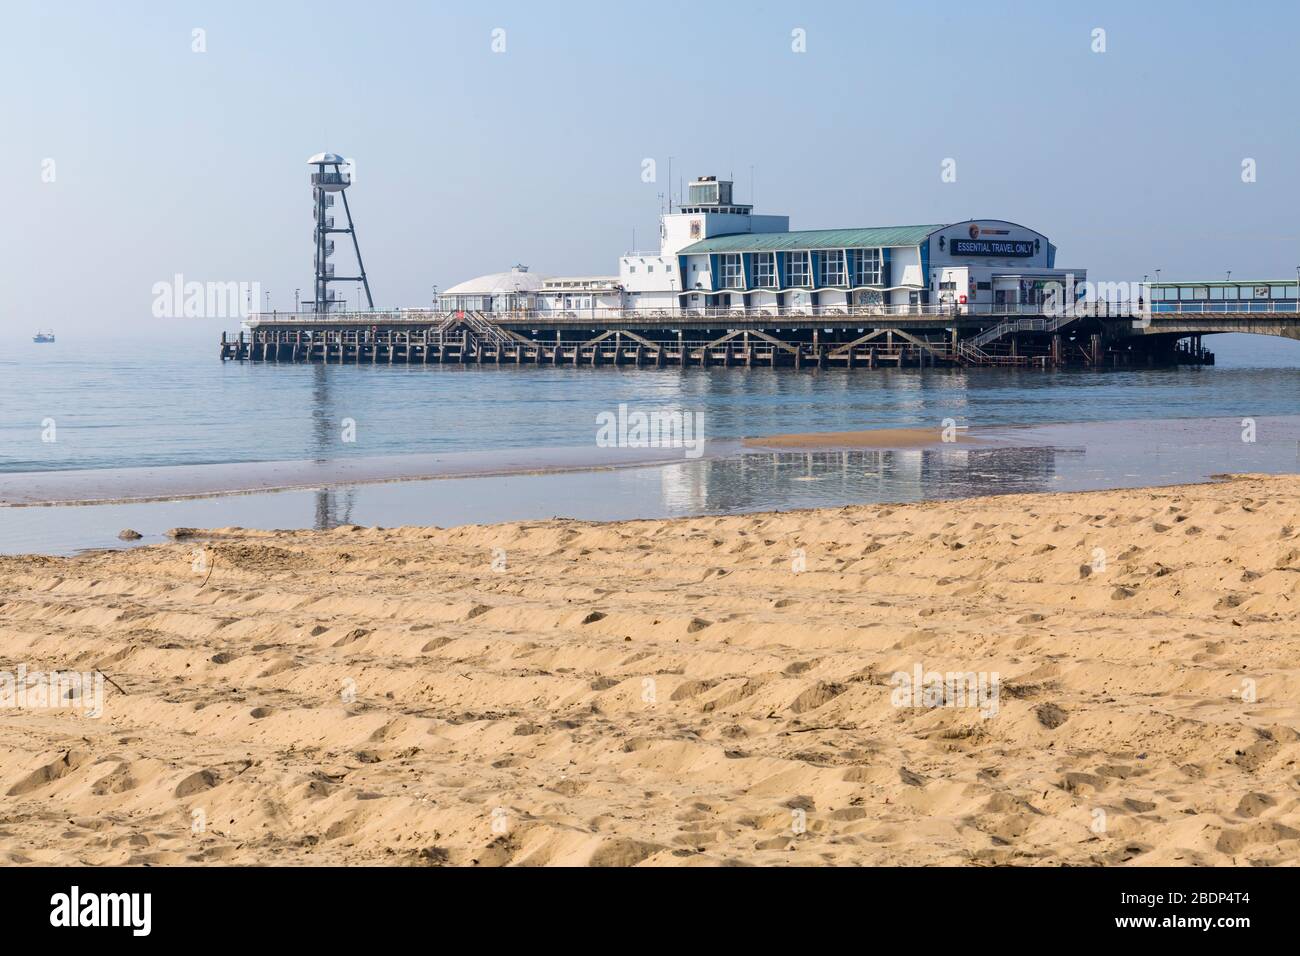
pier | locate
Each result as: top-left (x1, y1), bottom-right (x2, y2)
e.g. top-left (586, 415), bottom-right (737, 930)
top-left (213, 291), bottom-right (1300, 369)
top-left (228, 156), bottom-right (1300, 371)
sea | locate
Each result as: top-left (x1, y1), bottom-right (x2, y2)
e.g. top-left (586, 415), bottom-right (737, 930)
top-left (1, 330), bottom-right (1297, 555)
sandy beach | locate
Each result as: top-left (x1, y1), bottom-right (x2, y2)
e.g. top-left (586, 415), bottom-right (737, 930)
top-left (0, 473), bottom-right (1297, 866)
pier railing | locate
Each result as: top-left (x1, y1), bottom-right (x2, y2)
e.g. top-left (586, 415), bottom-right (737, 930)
top-left (245, 301), bottom-right (1090, 327)
top-left (1150, 299), bottom-right (1300, 314)
top-left (239, 299), bottom-right (1300, 334)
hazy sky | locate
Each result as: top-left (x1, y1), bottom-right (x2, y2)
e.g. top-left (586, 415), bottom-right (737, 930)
top-left (6, 0), bottom-right (1300, 340)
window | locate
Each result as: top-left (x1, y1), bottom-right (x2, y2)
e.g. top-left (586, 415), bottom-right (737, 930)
top-left (1210, 286), bottom-right (1224, 299)
top-left (786, 251), bottom-right (811, 287)
top-left (1271, 285), bottom-right (1287, 298)
top-left (721, 254), bottom-right (744, 289)
top-left (849, 248), bottom-right (882, 285)
top-left (666, 264), bottom-right (673, 273)
top-left (751, 252), bottom-right (776, 287)
top-left (629, 266), bottom-right (637, 273)
top-left (647, 265), bottom-right (654, 273)
top-left (819, 249), bottom-right (846, 286)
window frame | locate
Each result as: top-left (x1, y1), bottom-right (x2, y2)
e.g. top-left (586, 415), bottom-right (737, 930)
top-left (720, 253), bottom-right (744, 289)
top-left (819, 249), bottom-right (847, 287)
top-left (850, 248), bottom-right (882, 285)
top-left (786, 250), bottom-right (811, 287)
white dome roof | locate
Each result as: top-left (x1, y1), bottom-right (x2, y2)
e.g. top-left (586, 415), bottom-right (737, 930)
top-left (443, 266), bottom-right (544, 296)
top-left (308, 152), bottom-right (346, 165)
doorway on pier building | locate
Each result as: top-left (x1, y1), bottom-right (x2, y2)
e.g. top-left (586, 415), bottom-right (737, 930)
top-left (993, 277), bottom-right (1021, 310)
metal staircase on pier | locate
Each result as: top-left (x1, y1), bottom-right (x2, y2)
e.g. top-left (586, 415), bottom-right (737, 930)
top-left (956, 311), bottom-right (1078, 366)
top-left (427, 310), bottom-right (521, 349)
top-left (460, 310), bottom-right (516, 347)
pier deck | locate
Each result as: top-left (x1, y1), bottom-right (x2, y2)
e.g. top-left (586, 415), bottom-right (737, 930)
top-left (213, 302), bottom-right (1288, 369)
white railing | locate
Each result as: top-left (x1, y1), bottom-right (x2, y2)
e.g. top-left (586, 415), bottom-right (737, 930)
top-left (1150, 300), bottom-right (1300, 314)
top-left (241, 299), bottom-right (1300, 328)
top-left (490, 303), bottom-right (1000, 321)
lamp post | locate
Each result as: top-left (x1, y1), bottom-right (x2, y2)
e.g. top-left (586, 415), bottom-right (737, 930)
top-left (295, 288), bottom-right (300, 312)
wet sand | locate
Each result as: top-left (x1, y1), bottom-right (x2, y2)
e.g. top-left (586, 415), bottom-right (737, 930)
top-left (0, 473), bottom-right (1297, 865)
top-left (0, 443), bottom-right (735, 507)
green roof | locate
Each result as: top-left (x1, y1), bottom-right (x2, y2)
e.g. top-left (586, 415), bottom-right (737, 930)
top-left (678, 225), bottom-right (946, 254)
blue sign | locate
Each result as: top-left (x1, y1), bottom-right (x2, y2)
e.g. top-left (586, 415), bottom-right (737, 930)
top-left (951, 238), bottom-right (1036, 257)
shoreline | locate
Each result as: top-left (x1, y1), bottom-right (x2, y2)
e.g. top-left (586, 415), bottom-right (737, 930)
top-left (4, 415), bottom-right (1300, 558)
top-left (0, 442), bottom-right (741, 509)
top-left (0, 418), bottom-right (1133, 508)
top-left (7, 412), bottom-right (1294, 510)
top-left (0, 425), bottom-right (1015, 509)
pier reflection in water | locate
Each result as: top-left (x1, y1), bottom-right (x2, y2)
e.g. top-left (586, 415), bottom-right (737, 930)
top-left (657, 445), bottom-right (1075, 515)
top-left (309, 362), bottom-right (356, 528)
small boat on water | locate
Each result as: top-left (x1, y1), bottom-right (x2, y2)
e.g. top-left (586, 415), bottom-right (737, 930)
top-left (33, 330), bottom-right (55, 343)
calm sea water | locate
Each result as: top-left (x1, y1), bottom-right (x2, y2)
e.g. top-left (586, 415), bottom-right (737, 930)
top-left (2, 332), bottom-right (1299, 474)
top-left (1, 331), bottom-right (1298, 554)
top-left (3, 415), bottom-right (1298, 555)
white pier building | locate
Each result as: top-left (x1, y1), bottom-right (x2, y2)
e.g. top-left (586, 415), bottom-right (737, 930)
top-left (440, 175), bottom-right (1084, 317)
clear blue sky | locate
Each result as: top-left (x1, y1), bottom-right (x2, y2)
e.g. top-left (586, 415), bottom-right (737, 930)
top-left (5, 0), bottom-right (1300, 339)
